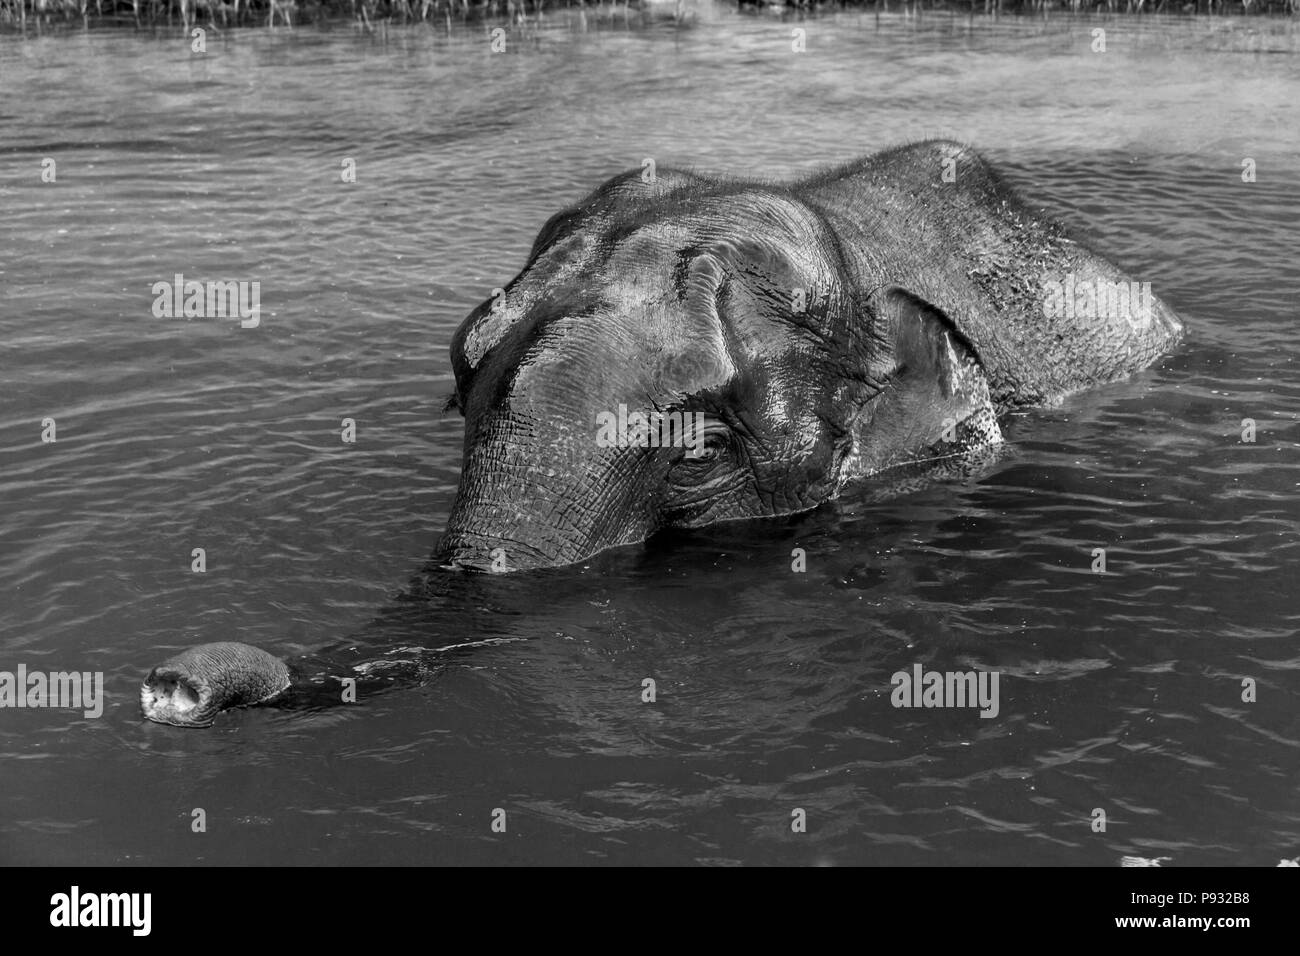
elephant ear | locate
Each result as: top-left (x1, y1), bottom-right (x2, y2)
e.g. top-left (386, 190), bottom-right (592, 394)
top-left (850, 288), bottom-right (1001, 474)
top-left (449, 167), bottom-right (708, 410)
top-left (884, 289), bottom-right (984, 400)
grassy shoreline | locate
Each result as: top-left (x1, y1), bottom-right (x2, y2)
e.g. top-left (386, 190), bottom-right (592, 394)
top-left (2, 0), bottom-right (1297, 31)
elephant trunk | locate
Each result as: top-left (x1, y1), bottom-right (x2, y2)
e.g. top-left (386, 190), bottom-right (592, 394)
top-left (436, 410), bottom-right (646, 573)
top-left (140, 642), bottom-right (291, 728)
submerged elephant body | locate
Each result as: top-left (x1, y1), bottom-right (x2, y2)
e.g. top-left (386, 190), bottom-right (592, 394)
top-left (438, 140), bottom-right (1183, 571)
top-left (142, 141), bottom-right (1183, 725)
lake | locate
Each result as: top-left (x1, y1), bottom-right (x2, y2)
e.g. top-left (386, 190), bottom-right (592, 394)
top-left (1, 6), bottom-right (1298, 865)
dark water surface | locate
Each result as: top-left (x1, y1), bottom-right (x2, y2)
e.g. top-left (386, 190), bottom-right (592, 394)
top-left (2, 8), bottom-right (1298, 865)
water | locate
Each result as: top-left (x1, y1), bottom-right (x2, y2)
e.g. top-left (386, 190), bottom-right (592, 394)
top-left (2, 7), bottom-right (1298, 866)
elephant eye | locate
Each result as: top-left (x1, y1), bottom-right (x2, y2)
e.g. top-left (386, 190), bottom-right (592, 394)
top-left (668, 420), bottom-right (730, 477)
top-left (693, 431), bottom-right (729, 461)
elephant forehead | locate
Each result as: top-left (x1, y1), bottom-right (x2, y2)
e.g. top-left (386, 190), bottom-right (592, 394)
top-left (458, 229), bottom-right (607, 369)
top-left (506, 281), bottom-right (737, 404)
top-left (503, 288), bottom-right (732, 412)
top-left (469, 193), bottom-right (836, 403)
top-left (597, 190), bottom-right (828, 274)
top-left (695, 191), bottom-right (831, 254)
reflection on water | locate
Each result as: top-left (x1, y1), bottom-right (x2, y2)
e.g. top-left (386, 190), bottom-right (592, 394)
top-left (1, 11), bottom-right (1298, 865)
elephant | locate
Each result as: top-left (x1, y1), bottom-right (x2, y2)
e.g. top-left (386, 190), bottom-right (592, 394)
top-left (140, 140), bottom-right (1184, 726)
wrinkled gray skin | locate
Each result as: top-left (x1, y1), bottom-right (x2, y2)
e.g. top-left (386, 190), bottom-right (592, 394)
top-left (140, 642), bottom-right (291, 727)
top-left (437, 139), bottom-right (1182, 571)
top-left (142, 140), bottom-right (1183, 725)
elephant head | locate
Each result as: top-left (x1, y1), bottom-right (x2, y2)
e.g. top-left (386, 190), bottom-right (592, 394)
top-left (436, 167), bottom-right (1001, 571)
